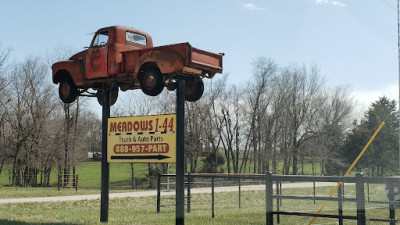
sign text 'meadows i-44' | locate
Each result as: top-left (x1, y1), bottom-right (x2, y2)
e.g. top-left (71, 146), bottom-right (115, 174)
top-left (107, 114), bottom-right (176, 163)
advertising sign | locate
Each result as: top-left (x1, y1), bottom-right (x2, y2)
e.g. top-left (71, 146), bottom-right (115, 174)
top-left (107, 114), bottom-right (176, 163)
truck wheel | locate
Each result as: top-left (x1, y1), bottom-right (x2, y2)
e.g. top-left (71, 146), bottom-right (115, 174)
top-left (96, 86), bottom-right (119, 106)
top-left (185, 78), bottom-right (204, 102)
top-left (59, 77), bottom-right (79, 104)
top-left (139, 68), bottom-right (165, 96)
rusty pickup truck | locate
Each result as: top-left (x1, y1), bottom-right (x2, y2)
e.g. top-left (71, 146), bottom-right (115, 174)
top-left (52, 25), bottom-right (223, 104)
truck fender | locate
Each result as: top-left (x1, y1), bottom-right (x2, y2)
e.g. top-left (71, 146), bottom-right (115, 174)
top-left (52, 60), bottom-right (85, 87)
top-left (134, 50), bottom-right (185, 77)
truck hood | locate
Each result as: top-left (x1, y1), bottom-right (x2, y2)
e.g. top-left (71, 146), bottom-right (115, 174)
top-left (70, 50), bottom-right (86, 61)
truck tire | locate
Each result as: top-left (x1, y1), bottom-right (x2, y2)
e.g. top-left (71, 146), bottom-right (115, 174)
top-left (139, 68), bottom-right (165, 96)
top-left (185, 78), bottom-right (204, 102)
top-left (59, 77), bottom-right (79, 104)
top-left (96, 86), bottom-right (119, 106)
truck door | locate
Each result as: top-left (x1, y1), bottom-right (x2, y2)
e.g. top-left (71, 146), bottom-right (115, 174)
top-left (85, 31), bottom-right (109, 79)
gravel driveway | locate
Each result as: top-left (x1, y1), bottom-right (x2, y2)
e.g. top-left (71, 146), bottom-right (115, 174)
top-left (0, 182), bottom-right (340, 204)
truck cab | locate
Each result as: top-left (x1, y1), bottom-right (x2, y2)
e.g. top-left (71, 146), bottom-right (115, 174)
top-left (83, 26), bottom-right (153, 79)
top-left (52, 26), bottom-right (223, 105)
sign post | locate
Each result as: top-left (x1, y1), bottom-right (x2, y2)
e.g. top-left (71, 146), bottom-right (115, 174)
top-left (100, 86), bottom-right (110, 223)
top-left (176, 79), bottom-right (185, 225)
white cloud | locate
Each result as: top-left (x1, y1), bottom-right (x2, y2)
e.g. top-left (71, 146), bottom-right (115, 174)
top-left (332, 1), bottom-right (347, 7)
top-left (315, 0), bottom-right (347, 7)
top-left (243, 3), bottom-right (265, 11)
top-left (316, 0), bottom-right (330, 4)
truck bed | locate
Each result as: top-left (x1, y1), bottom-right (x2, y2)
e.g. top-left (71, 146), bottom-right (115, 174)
top-left (121, 42), bottom-right (223, 77)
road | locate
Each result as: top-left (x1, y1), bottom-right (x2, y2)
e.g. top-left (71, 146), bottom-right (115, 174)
top-left (0, 182), bottom-right (339, 204)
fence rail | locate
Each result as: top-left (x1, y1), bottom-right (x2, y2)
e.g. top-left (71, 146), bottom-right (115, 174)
top-left (157, 172), bottom-right (399, 225)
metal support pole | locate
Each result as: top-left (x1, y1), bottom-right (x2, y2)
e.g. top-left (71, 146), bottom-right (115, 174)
top-left (266, 172), bottom-right (273, 225)
top-left (238, 178), bottom-right (241, 209)
top-left (338, 183), bottom-right (343, 225)
top-left (176, 79), bottom-right (185, 225)
top-left (157, 172), bottom-right (161, 213)
top-left (100, 86), bottom-right (111, 223)
top-left (313, 181), bottom-right (316, 204)
top-left (355, 173), bottom-right (366, 225)
top-left (343, 182), bottom-right (345, 198)
top-left (397, 0), bottom-right (400, 174)
top-left (276, 180), bottom-right (280, 224)
top-left (58, 174), bottom-right (60, 191)
top-left (279, 181), bottom-right (282, 206)
top-left (389, 180), bottom-right (396, 225)
top-left (75, 175), bottom-right (78, 191)
top-left (187, 173), bottom-right (191, 213)
top-left (211, 177), bottom-right (215, 218)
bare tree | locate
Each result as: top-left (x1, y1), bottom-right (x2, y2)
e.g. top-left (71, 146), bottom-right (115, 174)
top-left (0, 43), bottom-right (11, 178)
top-left (43, 43), bottom-right (76, 67)
top-left (218, 84), bottom-right (245, 173)
top-left (278, 64), bottom-right (326, 175)
top-left (200, 76), bottom-right (226, 172)
top-left (315, 86), bottom-right (353, 175)
top-left (0, 43), bottom-right (11, 71)
top-left (6, 58), bottom-right (56, 186)
top-left (44, 43), bottom-right (85, 185)
top-left (185, 101), bottom-right (205, 173)
top-left (243, 57), bottom-right (277, 173)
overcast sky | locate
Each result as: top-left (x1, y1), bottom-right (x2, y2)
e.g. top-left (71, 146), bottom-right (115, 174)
top-left (1, 0), bottom-right (398, 114)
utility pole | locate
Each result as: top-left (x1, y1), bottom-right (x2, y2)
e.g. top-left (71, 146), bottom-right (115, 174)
top-left (397, 0), bottom-right (400, 173)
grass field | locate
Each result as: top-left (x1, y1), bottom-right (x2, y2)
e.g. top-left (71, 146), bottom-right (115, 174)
top-left (0, 162), bottom-right (160, 189)
top-left (0, 159), bottom-right (394, 224)
top-left (0, 183), bottom-right (397, 224)
top-left (0, 158), bottom-right (325, 189)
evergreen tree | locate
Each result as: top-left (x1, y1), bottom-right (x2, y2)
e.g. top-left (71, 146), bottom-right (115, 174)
top-left (340, 96), bottom-right (398, 176)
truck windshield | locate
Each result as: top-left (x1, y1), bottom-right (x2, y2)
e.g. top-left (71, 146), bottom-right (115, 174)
top-left (92, 32), bottom-right (109, 47)
top-left (126, 32), bottom-right (146, 46)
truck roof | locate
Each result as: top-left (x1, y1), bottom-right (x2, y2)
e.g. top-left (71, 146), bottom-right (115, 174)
top-left (95, 25), bottom-right (153, 47)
